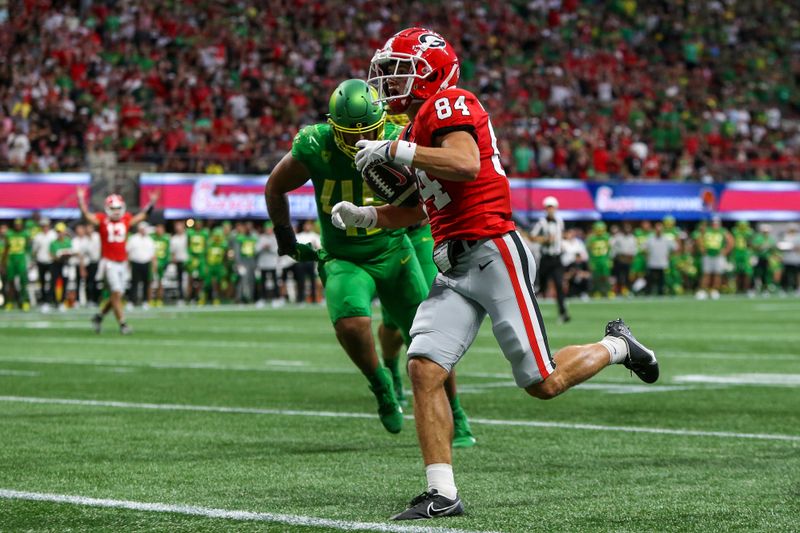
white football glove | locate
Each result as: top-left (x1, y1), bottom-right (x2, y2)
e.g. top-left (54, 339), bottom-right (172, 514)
top-left (331, 201), bottom-right (377, 230)
top-left (354, 139), bottom-right (393, 172)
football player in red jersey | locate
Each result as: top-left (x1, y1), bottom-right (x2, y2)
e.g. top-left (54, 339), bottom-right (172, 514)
top-left (332, 28), bottom-right (660, 520)
top-left (77, 187), bottom-right (160, 334)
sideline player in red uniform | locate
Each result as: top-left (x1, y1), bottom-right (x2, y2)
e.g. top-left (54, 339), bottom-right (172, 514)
top-left (332, 28), bottom-right (660, 520)
top-left (77, 187), bottom-right (159, 334)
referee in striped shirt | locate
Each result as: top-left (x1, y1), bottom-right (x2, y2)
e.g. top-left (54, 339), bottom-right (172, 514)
top-left (530, 196), bottom-right (570, 323)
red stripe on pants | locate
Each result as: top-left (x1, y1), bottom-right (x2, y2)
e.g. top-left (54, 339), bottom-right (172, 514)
top-left (493, 237), bottom-right (551, 379)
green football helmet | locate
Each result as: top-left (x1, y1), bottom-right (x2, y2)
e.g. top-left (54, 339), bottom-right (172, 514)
top-left (328, 79), bottom-right (386, 157)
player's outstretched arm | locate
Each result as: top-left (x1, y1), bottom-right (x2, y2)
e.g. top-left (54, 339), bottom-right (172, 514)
top-left (131, 189), bottom-right (161, 226)
top-left (354, 131), bottom-right (480, 182)
top-left (331, 202), bottom-right (425, 231)
top-left (76, 186), bottom-right (99, 226)
top-left (406, 131), bottom-right (481, 182)
top-left (264, 152), bottom-right (311, 256)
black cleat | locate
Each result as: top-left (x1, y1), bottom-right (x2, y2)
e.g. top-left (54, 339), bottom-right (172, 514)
top-left (391, 490), bottom-right (464, 521)
top-left (119, 323), bottom-right (133, 335)
top-left (605, 318), bottom-right (659, 383)
top-left (91, 314), bottom-right (102, 334)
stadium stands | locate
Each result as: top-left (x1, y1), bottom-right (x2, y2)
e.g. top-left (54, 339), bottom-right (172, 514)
top-left (2, 1), bottom-right (798, 180)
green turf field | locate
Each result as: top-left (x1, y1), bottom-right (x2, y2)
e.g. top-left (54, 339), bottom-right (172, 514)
top-left (0, 297), bottom-right (798, 532)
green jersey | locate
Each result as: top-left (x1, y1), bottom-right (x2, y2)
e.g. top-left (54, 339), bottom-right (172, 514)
top-left (5, 230), bottom-right (29, 258)
top-left (703, 228), bottom-right (728, 257)
top-left (50, 237), bottom-right (72, 260)
top-left (236, 233), bottom-right (258, 259)
top-left (586, 233), bottom-right (611, 260)
top-left (187, 228), bottom-right (209, 258)
top-left (634, 228), bottom-right (652, 254)
top-left (206, 240), bottom-right (227, 266)
top-left (153, 234), bottom-right (170, 264)
top-left (732, 227), bottom-right (753, 253)
top-left (291, 122), bottom-right (405, 261)
top-left (752, 233), bottom-right (776, 259)
top-left (663, 227), bottom-right (680, 243)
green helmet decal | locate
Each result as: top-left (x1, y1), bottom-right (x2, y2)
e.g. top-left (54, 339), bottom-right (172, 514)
top-left (328, 79), bottom-right (386, 157)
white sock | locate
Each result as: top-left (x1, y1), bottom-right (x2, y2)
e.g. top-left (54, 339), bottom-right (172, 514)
top-left (425, 463), bottom-right (457, 500)
top-left (599, 335), bottom-right (629, 364)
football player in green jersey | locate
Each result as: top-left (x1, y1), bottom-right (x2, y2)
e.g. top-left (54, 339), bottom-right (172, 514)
top-left (586, 221), bottom-right (613, 297)
top-left (235, 222), bottom-right (259, 303)
top-left (752, 224), bottom-right (777, 293)
top-left (2, 218), bottom-right (31, 310)
top-left (630, 220), bottom-right (653, 292)
top-left (186, 220), bottom-right (209, 304)
top-left (696, 216), bottom-right (733, 299)
top-left (731, 220), bottom-right (754, 294)
top-left (0, 223), bottom-right (7, 308)
top-left (265, 79), bottom-right (472, 439)
top-left (151, 223), bottom-right (171, 306)
top-left (205, 228), bottom-right (228, 305)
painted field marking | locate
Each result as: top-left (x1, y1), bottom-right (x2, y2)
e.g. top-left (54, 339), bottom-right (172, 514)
top-left (0, 369), bottom-right (40, 377)
top-left (1, 395), bottom-right (798, 442)
top-left (0, 489), bottom-right (489, 533)
top-left (674, 374), bottom-right (800, 386)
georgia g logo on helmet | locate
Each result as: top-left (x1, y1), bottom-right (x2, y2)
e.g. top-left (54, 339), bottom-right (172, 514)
top-left (418, 33), bottom-right (446, 49)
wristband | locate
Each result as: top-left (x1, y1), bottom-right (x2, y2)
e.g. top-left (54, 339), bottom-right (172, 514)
top-left (362, 206), bottom-right (378, 229)
top-left (145, 203), bottom-right (154, 215)
top-left (393, 141), bottom-right (417, 166)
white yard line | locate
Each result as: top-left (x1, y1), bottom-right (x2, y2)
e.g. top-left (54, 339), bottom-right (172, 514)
top-left (674, 373), bottom-right (800, 386)
top-left (1, 395), bottom-right (797, 442)
top-left (0, 369), bottom-right (40, 377)
top-left (0, 489), bottom-right (489, 533)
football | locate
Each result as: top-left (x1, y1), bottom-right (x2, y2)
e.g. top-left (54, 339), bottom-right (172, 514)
top-left (362, 162), bottom-right (420, 208)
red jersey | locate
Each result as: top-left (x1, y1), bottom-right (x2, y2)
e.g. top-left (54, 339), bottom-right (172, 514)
top-left (96, 212), bottom-right (132, 261)
top-left (403, 88), bottom-right (515, 244)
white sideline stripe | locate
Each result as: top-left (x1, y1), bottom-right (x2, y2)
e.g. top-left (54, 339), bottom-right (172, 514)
top-left (0, 369), bottom-right (40, 377)
top-left (0, 489), bottom-right (487, 533)
top-left (674, 373), bottom-right (800, 386)
top-left (1, 395), bottom-right (798, 443)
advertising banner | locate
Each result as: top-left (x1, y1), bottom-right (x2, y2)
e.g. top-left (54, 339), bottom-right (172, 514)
top-left (509, 179), bottom-right (599, 223)
top-left (586, 182), bottom-right (720, 221)
top-left (0, 173), bottom-right (90, 218)
top-left (139, 174), bottom-right (317, 220)
top-left (717, 181), bottom-right (800, 221)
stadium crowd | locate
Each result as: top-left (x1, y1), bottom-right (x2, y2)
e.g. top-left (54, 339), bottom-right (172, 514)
top-left (1, 0), bottom-right (798, 180)
top-left (2, 216), bottom-right (800, 312)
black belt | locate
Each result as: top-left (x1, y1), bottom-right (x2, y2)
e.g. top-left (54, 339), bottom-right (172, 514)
top-left (449, 238), bottom-right (483, 259)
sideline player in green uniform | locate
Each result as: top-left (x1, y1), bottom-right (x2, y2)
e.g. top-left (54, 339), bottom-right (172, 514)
top-left (731, 220), bottom-right (754, 293)
top-left (265, 79), bottom-right (472, 439)
top-left (186, 221), bottom-right (209, 304)
top-left (2, 219), bottom-right (31, 310)
top-left (752, 224), bottom-right (777, 293)
top-left (0, 223), bottom-right (7, 308)
top-left (697, 216), bottom-right (733, 299)
top-left (205, 228), bottom-right (228, 305)
top-left (586, 221), bottom-right (613, 297)
top-left (152, 223), bottom-right (171, 306)
top-left (631, 220), bottom-right (652, 293)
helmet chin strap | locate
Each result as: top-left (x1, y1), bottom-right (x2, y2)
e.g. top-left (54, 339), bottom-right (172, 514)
top-left (438, 64), bottom-right (459, 92)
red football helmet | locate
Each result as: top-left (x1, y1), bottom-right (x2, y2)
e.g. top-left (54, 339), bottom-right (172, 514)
top-left (368, 27), bottom-right (460, 113)
top-left (104, 194), bottom-right (126, 220)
